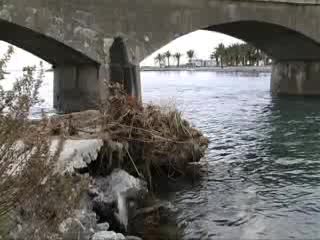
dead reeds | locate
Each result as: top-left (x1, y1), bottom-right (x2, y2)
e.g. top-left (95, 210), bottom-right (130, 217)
top-left (0, 47), bottom-right (87, 239)
top-left (55, 83), bottom-right (207, 187)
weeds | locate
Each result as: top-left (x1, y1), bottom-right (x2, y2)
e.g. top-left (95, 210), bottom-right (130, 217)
top-left (54, 83), bottom-right (209, 188)
top-left (0, 47), bottom-right (87, 239)
top-left (0, 47), bottom-right (50, 218)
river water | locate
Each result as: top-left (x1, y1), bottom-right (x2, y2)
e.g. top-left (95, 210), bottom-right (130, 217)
top-left (21, 70), bottom-right (320, 239)
top-left (142, 71), bottom-right (320, 240)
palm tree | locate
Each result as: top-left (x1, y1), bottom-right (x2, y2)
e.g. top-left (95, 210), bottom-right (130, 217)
top-left (232, 43), bottom-right (241, 66)
top-left (210, 52), bottom-right (215, 62)
top-left (154, 53), bottom-right (164, 67)
top-left (239, 44), bottom-right (247, 66)
top-left (212, 42), bottom-right (269, 67)
top-left (186, 50), bottom-right (195, 64)
top-left (173, 52), bottom-right (182, 67)
top-left (215, 43), bottom-right (225, 68)
top-left (260, 51), bottom-right (270, 66)
top-left (164, 51), bottom-right (171, 67)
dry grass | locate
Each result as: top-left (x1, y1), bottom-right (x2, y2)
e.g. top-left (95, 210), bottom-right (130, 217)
top-left (58, 83), bottom-right (209, 187)
top-left (0, 47), bottom-right (51, 218)
top-left (104, 83), bottom-right (208, 166)
top-left (0, 45), bottom-right (208, 238)
top-left (0, 47), bottom-right (88, 239)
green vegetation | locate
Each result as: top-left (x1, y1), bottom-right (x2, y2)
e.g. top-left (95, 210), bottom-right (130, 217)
top-left (212, 43), bottom-right (270, 68)
top-left (154, 53), bottom-right (164, 67)
top-left (173, 52), bottom-right (182, 67)
top-left (153, 43), bottom-right (271, 68)
top-left (214, 43), bottom-right (225, 68)
top-left (186, 49), bottom-right (195, 63)
top-left (164, 51), bottom-right (171, 67)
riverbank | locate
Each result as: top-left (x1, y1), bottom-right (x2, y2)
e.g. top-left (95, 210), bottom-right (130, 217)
top-left (141, 66), bottom-right (272, 73)
top-left (6, 84), bottom-right (209, 240)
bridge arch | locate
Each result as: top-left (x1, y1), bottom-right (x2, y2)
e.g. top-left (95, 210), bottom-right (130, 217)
top-left (142, 18), bottom-right (320, 97)
top-left (206, 21), bottom-right (320, 61)
top-left (142, 20), bottom-right (320, 63)
top-left (0, 19), bottom-right (98, 66)
top-left (0, 18), bottom-right (104, 113)
top-left (3, 0), bottom-right (320, 109)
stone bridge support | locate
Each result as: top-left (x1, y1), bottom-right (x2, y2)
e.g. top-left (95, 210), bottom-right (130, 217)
top-left (53, 37), bottom-right (141, 113)
top-left (53, 64), bottom-right (103, 113)
top-left (271, 61), bottom-right (320, 96)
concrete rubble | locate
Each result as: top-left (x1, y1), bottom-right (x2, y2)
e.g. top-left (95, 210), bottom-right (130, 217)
top-left (53, 138), bottom-right (104, 173)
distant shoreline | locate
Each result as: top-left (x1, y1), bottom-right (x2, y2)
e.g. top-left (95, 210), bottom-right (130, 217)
top-left (140, 66), bottom-right (272, 73)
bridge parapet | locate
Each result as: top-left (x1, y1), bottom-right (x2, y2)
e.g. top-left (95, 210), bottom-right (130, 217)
top-left (228, 0), bottom-right (320, 4)
top-left (2, 0), bottom-right (320, 112)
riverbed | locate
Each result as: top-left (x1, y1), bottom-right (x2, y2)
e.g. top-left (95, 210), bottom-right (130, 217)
top-left (142, 71), bottom-right (320, 240)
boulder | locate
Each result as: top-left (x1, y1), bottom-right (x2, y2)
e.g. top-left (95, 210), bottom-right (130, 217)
top-left (96, 222), bottom-right (110, 232)
top-left (51, 138), bottom-right (104, 173)
top-left (59, 210), bottom-right (97, 240)
top-left (91, 169), bottom-right (148, 232)
top-left (92, 231), bottom-right (125, 240)
top-left (129, 201), bottom-right (178, 237)
top-left (125, 236), bottom-right (143, 240)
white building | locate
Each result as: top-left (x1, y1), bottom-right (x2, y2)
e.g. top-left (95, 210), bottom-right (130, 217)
top-left (189, 59), bottom-right (216, 67)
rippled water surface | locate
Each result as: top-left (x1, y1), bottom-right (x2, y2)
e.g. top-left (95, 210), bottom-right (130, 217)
top-left (141, 71), bottom-right (320, 240)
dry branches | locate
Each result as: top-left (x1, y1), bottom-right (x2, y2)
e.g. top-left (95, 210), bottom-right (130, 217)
top-left (46, 83), bottom-right (208, 187)
top-left (0, 47), bottom-right (88, 239)
top-left (0, 47), bottom-right (50, 218)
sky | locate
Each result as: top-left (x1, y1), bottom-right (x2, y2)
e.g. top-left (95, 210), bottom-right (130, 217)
top-left (0, 30), bottom-right (242, 69)
top-left (0, 42), bottom-right (51, 72)
top-left (140, 30), bottom-right (243, 66)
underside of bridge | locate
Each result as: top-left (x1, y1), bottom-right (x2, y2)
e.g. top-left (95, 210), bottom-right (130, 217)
top-left (206, 21), bottom-right (320, 61)
top-left (0, 19), bottom-right (102, 113)
top-left (0, 19), bottom-right (105, 113)
top-left (205, 21), bottom-right (320, 96)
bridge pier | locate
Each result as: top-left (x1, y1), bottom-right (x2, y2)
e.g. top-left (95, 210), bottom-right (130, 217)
top-left (53, 63), bottom-right (141, 114)
top-left (53, 36), bottom-right (142, 113)
top-left (109, 37), bottom-right (142, 102)
top-left (53, 64), bottom-right (104, 113)
top-left (271, 61), bottom-right (320, 96)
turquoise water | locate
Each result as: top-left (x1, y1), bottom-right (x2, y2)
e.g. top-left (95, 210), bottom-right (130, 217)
top-left (142, 71), bottom-right (320, 240)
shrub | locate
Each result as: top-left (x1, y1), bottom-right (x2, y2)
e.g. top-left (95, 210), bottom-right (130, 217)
top-left (0, 47), bottom-right (87, 239)
top-left (0, 47), bottom-right (50, 218)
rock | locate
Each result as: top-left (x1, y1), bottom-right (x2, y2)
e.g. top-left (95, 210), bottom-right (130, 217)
top-left (125, 236), bottom-right (143, 240)
top-left (59, 218), bottom-right (84, 240)
top-left (51, 138), bottom-right (104, 173)
top-left (96, 222), bottom-right (110, 232)
top-left (59, 210), bottom-right (97, 240)
top-left (92, 169), bottom-right (148, 206)
top-left (116, 233), bottom-right (126, 240)
top-left (92, 231), bottom-right (125, 240)
top-left (91, 169), bottom-right (148, 232)
top-left (77, 210), bottom-right (97, 229)
top-left (9, 224), bottom-right (23, 240)
top-left (132, 201), bottom-right (177, 220)
top-left (129, 201), bottom-right (178, 237)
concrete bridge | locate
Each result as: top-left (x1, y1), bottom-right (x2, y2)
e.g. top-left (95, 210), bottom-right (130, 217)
top-left (1, 0), bottom-right (320, 112)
